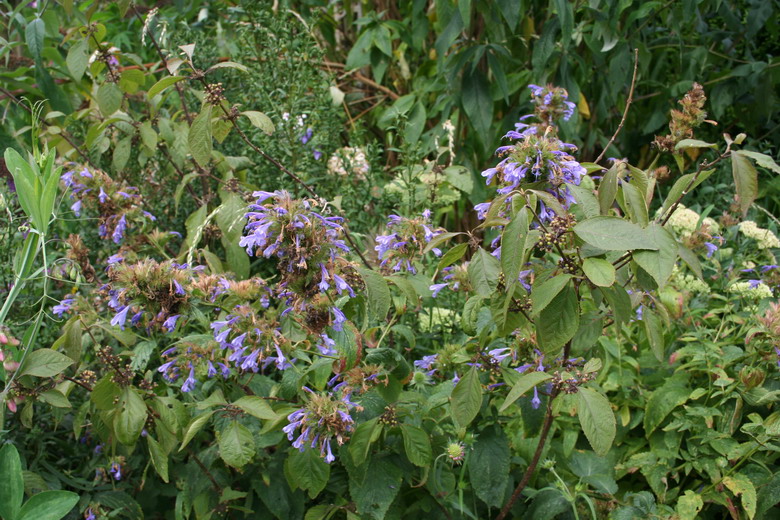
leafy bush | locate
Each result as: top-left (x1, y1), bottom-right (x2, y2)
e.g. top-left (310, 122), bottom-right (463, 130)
top-left (1, 2), bottom-right (780, 520)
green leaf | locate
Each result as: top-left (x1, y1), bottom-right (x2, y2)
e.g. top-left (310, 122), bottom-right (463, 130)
top-left (451, 366), bottom-right (482, 428)
top-left (218, 421), bottom-right (255, 468)
top-left (139, 121), bottom-right (158, 151)
top-left (577, 387), bottom-right (616, 456)
top-left (90, 375), bottom-right (120, 410)
top-left (232, 396), bottom-right (278, 421)
top-left (642, 307), bottom-right (666, 362)
top-left (569, 183), bottom-right (600, 218)
top-left (676, 490), bottom-right (704, 520)
top-left (574, 216), bottom-right (658, 251)
top-left (16, 491), bottom-right (79, 520)
top-left (675, 139), bottom-right (717, 150)
top-left (621, 182), bottom-right (649, 226)
top-left (461, 295), bottom-right (485, 335)
top-left (423, 231), bottom-right (461, 254)
top-left (17, 348), bottom-right (73, 378)
top-left (96, 83), bottom-right (123, 116)
top-left (0, 444), bottom-right (24, 520)
top-left (737, 150), bottom-right (780, 174)
top-left (644, 378), bottom-right (690, 435)
top-left (582, 258), bottom-right (616, 287)
top-left (531, 275), bottom-right (572, 315)
top-left (348, 418), bottom-right (381, 466)
top-left (401, 425), bottom-right (432, 467)
top-left (536, 285), bottom-right (579, 353)
top-left (660, 170), bottom-right (714, 216)
top-left (66, 38), bottom-right (89, 81)
top-left (443, 165), bottom-right (474, 194)
top-left (359, 267), bottom-right (391, 320)
top-left (25, 18), bottom-right (45, 62)
top-left (469, 427), bottom-right (510, 508)
top-left (112, 136), bottom-right (132, 172)
top-left (286, 448), bottom-right (330, 499)
top-left (51, 317), bottom-right (82, 362)
top-left (732, 150), bottom-right (759, 215)
top-left (114, 387), bottom-right (147, 446)
top-left (468, 247), bottom-right (500, 297)
top-left (242, 111), bottom-right (275, 135)
top-left (633, 223), bottom-right (678, 288)
top-left (348, 456), bottom-right (402, 520)
top-left (189, 104), bottom-right (213, 167)
top-left (179, 411), bottom-right (214, 451)
top-left (147, 435), bottom-right (170, 483)
top-left (500, 371), bottom-right (553, 412)
top-left (147, 75), bottom-right (186, 100)
top-left (501, 208), bottom-right (531, 285)
top-left (38, 390), bottom-right (71, 408)
top-left (437, 242), bottom-right (468, 271)
top-left (207, 61), bottom-right (249, 73)
top-left (461, 69), bottom-right (492, 142)
top-left (598, 164), bottom-right (619, 215)
top-left (723, 474), bottom-right (757, 520)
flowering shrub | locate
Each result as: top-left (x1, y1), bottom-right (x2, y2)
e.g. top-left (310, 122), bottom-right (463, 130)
top-left (2, 3), bottom-right (780, 520)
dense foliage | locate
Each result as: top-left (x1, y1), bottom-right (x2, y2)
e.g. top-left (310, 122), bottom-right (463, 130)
top-left (1, 1), bottom-right (780, 519)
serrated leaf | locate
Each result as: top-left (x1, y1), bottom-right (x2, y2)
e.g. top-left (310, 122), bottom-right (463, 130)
top-left (401, 425), bottom-right (432, 467)
top-left (536, 285), bottom-right (579, 353)
top-left (66, 38), bottom-right (89, 81)
top-left (633, 223), bottom-right (678, 288)
top-left (675, 139), bottom-right (717, 150)
top-left (218, 421), bottom-right (255, 468)
top-left (737, 150), bottom-right (780, 174)
top-left (469, 428), bottom-right (510, 508)
top-left (286, 448), bottom-right (330, 499)
top-left (501, 208), bottom-right (532, 284)
top-left (451, 366), bottom-right (482, 428)
top-left (0, 444), bottom-right (24, 520)
top-left (114, 387), bottom-right (147, 446)
top-left (358, 267), bottom-right (391, 320)
top-left (147, 435), bottom-right (169, 483)
top-left (723, 474), bottom-right (757, 520)
top-left (437, 242), bottom-right (468, 271)
top-left (577, 387), bottom-right (616, 456)
top-left (574, 216), bottom-right (658, 251)
top-left (207, 61), bottom-right (249, 73)
top-left (16, 490), bottom-right (79, 520)
top-left (468, 247), bottom-right (500, 297)
top-left (189, 104), bottom-right (213, 167)
top-left (25, 18), bottom-right (45, 61)
top-left (96, 83), bottom-right (123, 116)
top-left (531, 275), bottom-right (572, 315)
top-left (644, 379), bottom-right (690, 435)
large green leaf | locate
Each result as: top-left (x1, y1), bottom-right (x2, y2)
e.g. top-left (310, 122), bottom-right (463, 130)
top-left (501, 208), bottom-right (532, 285)
top-left (348, 456), bottom-right (402, 520)
top-left (400, 425), bottom-right (432, 467)
top-left (451, 366), bottom-right (482, 428)
top-left (644, 378), bottom-right (690, 435)
top-left (189, 104), bottom-right (213, 167)
top-left (218, 421), bottom-right (255, 468)
top-left (574, 216), bottom-right (658, 251)
top-left (0, 444), bottom-right (24, 520)
top-left (17, 349), bottom-right (73, 378)
top-left (286, 448), bottom-right (330, 499)
top-left (732, 150), bottom-right (758, 215)
top-left (461, 69), bottom-right (492, 142)
top-left (582, 258), bottom-right (616, 287)
top-left (633, 223), bottom-right (678, 288)
top-left (114, 387), bottom-right (147, 446)
top-left (359, 268), bottom-right (391, 320)
top-left (500, 371), bottom-right (553, 412)
top-left (577, 387), bottom-right (616, 456)
top-left (531, 274), bottom-right (572, 315)
top-left (468, 247), bottom-right (500, 297)
top-left (147, 435), bottom-right (169, 483)
top-left (232, 396), bottom-right (278, 421)
top-left (96, 83), bottom-right (123, 116)
top-left (469, 427), bottom-right (510, 508)
top-left (536, 285), bottom-right (579, 353)
top-left (66, 38), bottom-right (89, 81)
top-left (16, 491), bottom-right (79, 520)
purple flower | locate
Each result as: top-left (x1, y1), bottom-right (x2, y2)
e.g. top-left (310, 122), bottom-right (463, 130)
top-left (110, 305), bottom-right (131, 330)
top-left (53, 295), bottom-right (76, 317)
top-left (332, 307), bottom-right (347, 331)
top-left (85, 508), bottom-right (96, 520)
top-left (71, 199), bottom-right (83, 216)
top-left (313, 148), bottom-right (322, 160)
top-left (430, 283), bottom-right (448, 298)
top-left (112, 215), bottom-right (127, 244)
top-left (748, 279), bottom-right (761, 289)
top-left (172, 279), bottom-right (185, 295)
top-left (207, 361), bottom-right (217, 378)
top-left (109, 462), bottom-right (121, 481)
top-left (323, 438), bottom-right (335, 464)
top-left (704, 242), bottom-right (718, 258)
top-left (301, 127), bottom-right (313, 144)
top-left (333, 274), bottom-right (355, 297)
top-left (531, 387), bottom-right (541, 409)
top-left (99, 187), bottom-right (108, 203)
top-left (761, 265), bottom-right (778, 272)
top-left (107, 254), bottom-right (123, 265)
top-left (181, 363), bottom-right (196, 392)
top-left (163, 314), bottom-right (181, 332)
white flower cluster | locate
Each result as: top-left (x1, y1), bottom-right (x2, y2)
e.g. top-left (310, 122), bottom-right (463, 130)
top-left (672, 267), bottom-right (711, 294)
top-left (727, 281), bottom-right (773, 299)
top-left (327, 147), bottom-right (369, 180)
top-left (738, 221), bottom-right (780, 249)
top-left (418, 307), bottom-right (457, 332)
top-left (662, 204), bottom-right (719, 238)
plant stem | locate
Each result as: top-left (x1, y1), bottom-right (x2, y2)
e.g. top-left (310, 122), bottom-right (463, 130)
top-left (595, 48), bottom-right (639, 165)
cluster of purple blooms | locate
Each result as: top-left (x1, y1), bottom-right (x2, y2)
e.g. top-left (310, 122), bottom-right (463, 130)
top-left (528, 83), bottom-right (577, 124)
top-left (52, 294), bottom-right (76, 317)
top-left (375, 209), bottom-right (444, 273)
top-left (283, 388), bottom-right (356, 464)
top-left (62, 166), bottom-right (154, 244)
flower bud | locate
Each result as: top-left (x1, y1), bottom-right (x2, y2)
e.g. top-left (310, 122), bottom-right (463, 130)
top-left (446, 442), bottom-right (465, 463)
top-left (3, 360), bottom-right (20, 372)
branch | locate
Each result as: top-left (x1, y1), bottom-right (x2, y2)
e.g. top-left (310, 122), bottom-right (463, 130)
top-left (595, 48), bottom-right (639, 165)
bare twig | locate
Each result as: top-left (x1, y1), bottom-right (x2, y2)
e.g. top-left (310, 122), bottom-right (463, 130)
top-left (595, 48), bottom-right (639, 165)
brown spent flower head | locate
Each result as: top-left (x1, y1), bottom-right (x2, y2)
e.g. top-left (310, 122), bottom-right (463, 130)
top-left (654, 82), bottom-right (710, 152)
